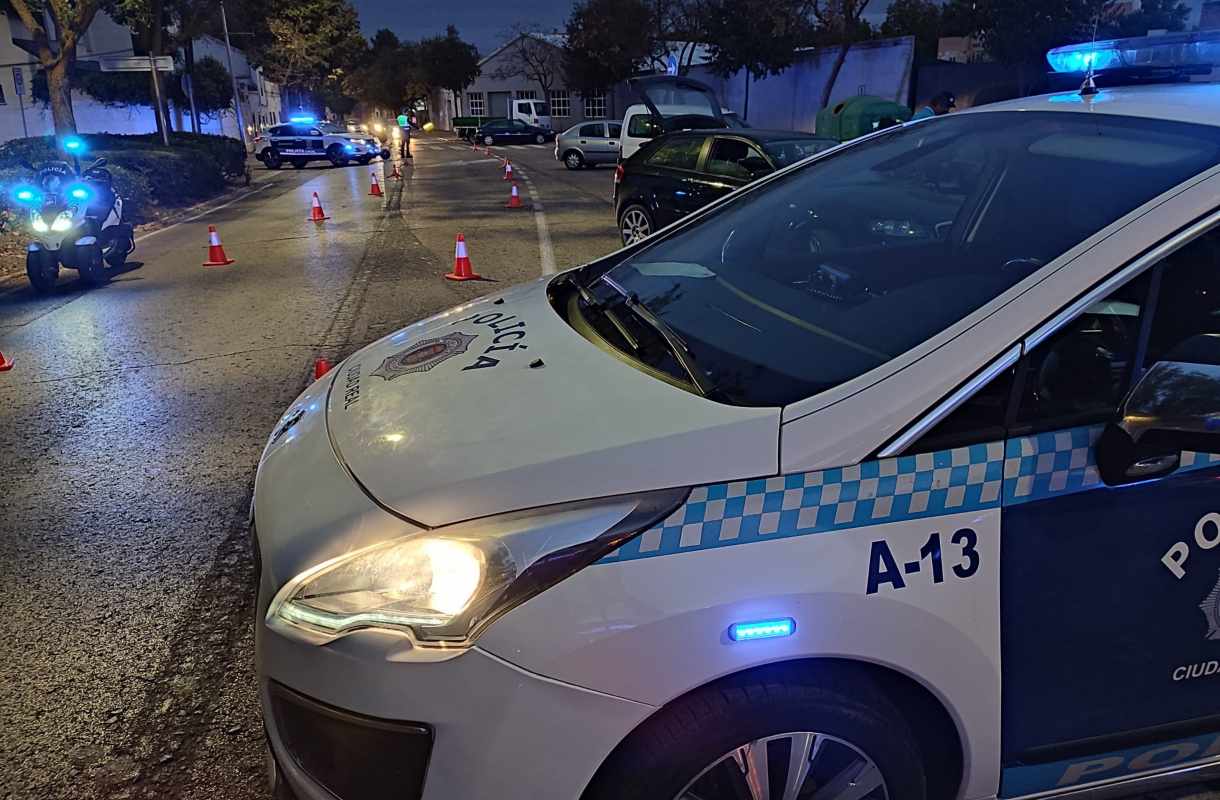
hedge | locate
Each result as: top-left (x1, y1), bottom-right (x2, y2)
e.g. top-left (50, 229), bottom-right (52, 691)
top-left (0, 132), bottom-right (244, 235)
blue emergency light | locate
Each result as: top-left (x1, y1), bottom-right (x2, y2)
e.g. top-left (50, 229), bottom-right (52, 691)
top-left (728, 617), bottom-right (795, 642)
top-left (1048, 30), bottom-right (1220, 74)
top-left (62, 135), bottom-right (85, 153)
top-left (13, 186), bottom-right (38, 204)
top-left (289, 115), bottom-right (316, 124)
top-left (67, 184), bottom-right (91, 201)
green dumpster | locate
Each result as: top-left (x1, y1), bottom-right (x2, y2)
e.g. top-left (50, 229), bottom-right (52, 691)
top-left (815, 96), bottom-right (913, 142)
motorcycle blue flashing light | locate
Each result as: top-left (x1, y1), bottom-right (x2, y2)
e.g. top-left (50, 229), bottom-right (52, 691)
top-left (728, 617), bottom-right (795, 642)
top-left (13, 186), bottom-right (39, 205)
top-left (62, 136), bottom-right (85, 153)
top-left (1048, 30), bottom-right (1220, 74)
top-left (67, 184), bottom-right (91, 202)
top-left (344, 143), bottom-right (355, 152)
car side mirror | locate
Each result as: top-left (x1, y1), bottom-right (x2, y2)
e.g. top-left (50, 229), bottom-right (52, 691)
top-left (1096, 334), bottom-right (1220, 485)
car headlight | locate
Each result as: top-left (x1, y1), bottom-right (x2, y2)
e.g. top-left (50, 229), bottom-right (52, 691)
top-left (51, 212), bottom-right (73, 231)
top-left (31, 213), bottom-right (49, 233)
top-left (266, 488), bottom-right (686, 650)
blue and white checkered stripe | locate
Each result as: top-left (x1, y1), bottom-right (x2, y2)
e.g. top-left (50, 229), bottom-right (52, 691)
top-left (599, 425), bottom-right (1220, 565)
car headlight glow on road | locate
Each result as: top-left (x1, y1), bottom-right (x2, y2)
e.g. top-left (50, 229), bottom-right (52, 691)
top-left (51, 212), bottom-right (73, 232)
top-left (266, 488), bottom-right (687, 650)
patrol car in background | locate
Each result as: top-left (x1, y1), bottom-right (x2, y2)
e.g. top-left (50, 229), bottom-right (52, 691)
top-left (254, 116), bottom-right (390, 170)
top-left (254, 32), bottom-right (1220, 800)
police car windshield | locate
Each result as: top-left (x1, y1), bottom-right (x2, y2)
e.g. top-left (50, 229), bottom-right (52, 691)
top-left (595, 111), bottom-right (1220, 407)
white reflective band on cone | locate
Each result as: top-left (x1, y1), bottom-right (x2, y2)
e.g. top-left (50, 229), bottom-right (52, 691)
top-left (455, 240), bottom-right (468, 258)
top-left (209, 231), bottom-right (221, 245)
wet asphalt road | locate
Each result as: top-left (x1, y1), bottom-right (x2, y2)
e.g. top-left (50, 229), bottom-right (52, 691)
top-left (0, 136), bottom-right (617, 800)
top-left (1, 133), bottom-right (1216, 800)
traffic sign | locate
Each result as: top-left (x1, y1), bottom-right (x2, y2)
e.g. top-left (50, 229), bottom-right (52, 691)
top-left (99, 56), bottom-right (173, 73)
top-left (12, 66), bottom-right (24, 97)
top-left (666, 54), bottom-right (678, 75)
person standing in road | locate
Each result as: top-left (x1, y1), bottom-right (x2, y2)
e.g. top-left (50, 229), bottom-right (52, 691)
top-left (913, 91), bottom-right (956, 120)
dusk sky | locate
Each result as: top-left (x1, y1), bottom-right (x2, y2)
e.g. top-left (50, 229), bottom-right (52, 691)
top-left (349, 0), bottom-right (1207, 57)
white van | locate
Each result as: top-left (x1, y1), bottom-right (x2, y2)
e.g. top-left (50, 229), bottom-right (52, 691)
top-left (618, 76), bottom-right (727, 159)
top-left (512, 99), bottom-right (552, 131)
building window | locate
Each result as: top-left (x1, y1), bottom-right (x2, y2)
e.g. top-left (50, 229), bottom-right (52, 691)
top-left (582, 92), bottom-right (606, 119)
top-left (467, 92), bottom-right (485, 116)
top-left (549, 90), bottom-right (570, 117)
top-left (516, 89), bottom-right (537, 100)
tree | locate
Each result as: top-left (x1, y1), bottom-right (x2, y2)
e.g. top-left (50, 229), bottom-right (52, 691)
top-left (349, 30), bottom-right (429, 117)
top-left (418, 25), bottom-right (481, 96)
top-left (565, 0), bottom-right (658, 93)
top-left (1100, 0), bottom-right (1190, 37)
top-left (167, 55), bottom-right (234, 117)
top-left (881, 0), bottom-right (941, 63)
top-left (969, 0), bottom-right (1093, 91)
top-left (492, 27), bottom-right (565, 100)
top-left (108, 0), bottom-right (174, 136)
top-left (8, 0), bottom-right (104, 134)
top-left (814, 0), bottom-right (874, 109)
top-left (258, 0), bottom-right (365, 90)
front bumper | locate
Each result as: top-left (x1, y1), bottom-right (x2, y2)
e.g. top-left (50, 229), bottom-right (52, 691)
top-left (258, 613), bottom-right (655, 800)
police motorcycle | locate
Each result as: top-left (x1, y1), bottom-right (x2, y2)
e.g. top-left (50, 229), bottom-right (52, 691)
top-left (13, 136), bottom-right (135, 292)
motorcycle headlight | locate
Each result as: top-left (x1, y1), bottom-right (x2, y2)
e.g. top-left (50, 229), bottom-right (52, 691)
top-left (31, 213), bottom-right (49, 233)
top-left (266, 489), bottom-right (685, 650)
top-left (51, 212), bottom-right (73, 231)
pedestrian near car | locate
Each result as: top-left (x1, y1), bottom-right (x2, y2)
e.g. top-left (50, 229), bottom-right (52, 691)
top-left (913, 91), bottom-right (956, 120)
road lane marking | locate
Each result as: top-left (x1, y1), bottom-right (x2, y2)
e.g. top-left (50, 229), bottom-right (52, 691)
top-left (515, 167), bottom-right (557, 276)
top-left (135, 182), bottom-right (276, 243)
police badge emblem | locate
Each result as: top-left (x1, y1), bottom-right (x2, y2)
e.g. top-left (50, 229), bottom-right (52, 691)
top-left (370, 332), bottom-right (476, 380)
top-left (1201, 570), bottom-right (1220, 641)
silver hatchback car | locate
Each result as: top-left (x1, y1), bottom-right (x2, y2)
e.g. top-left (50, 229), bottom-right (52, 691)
top-left (554, 121), bottom-right (622, 169)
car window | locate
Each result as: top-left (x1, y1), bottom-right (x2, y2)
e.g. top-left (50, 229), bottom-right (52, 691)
top-left (645, 136), bottom-right (704, 171)
top-left (628, 114), bottom-right (662, 138)
top-left (608, 123), bottom-right (622, 138)
top-left (763, 138), bottom-right (838, 168)
top-left (585, 112), bottom-right (1220, 407)
top-left (1013, 275), bottom-right (1153, 435)
top-left (579, 123), bottom-right (604, 137)
top-left (512, 120), bottom-right (528, 130)
top-left (706, 138), bottom-right (770, 180)
top-left (1143, 228), bottom-right (1220, 368)
top-left (268, 125), bottom-right (288, 136)
top-left (534, 102), bottom-right (549, 115)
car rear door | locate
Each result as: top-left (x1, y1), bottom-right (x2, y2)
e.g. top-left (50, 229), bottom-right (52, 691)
top-left (637, 135), bottom-right (711, 226)
top-left (578, 123), bottom-right (608, 162)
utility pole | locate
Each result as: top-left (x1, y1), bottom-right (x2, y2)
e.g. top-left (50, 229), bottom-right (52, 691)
top-left (220, 1), bottom-right (247, 151)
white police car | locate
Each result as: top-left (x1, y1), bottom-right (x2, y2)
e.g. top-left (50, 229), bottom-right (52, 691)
top-left (254, 32), bottom-right (1220, 800)
top-left (255, 116), bottom-right (389, 170)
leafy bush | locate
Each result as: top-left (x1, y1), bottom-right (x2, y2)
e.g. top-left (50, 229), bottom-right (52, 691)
top-left (0, 132), bottom-right (242, 228)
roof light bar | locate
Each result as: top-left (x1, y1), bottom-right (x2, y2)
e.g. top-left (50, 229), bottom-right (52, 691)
top-left (288, 115), bottom-right (316, 124)
top-left (1048, 30), bottom-right (1220, 74)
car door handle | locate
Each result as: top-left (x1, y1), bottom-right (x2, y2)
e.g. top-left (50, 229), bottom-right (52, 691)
top-left (579, 140), bottom-right (587, 144)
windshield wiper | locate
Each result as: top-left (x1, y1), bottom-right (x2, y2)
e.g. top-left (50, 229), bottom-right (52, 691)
top-left (597, 274), bottom-right (721, 399)
top-left (574, 279), bottom-right (640, 352)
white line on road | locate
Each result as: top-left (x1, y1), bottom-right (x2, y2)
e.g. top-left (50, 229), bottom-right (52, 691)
top-left (135, 182), bottom-right (276, 243)
top-left (515, 168), bottom-right (557, 276)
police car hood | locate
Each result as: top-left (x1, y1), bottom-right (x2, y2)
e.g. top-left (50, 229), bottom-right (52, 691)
top-left (326, 277), bottom-right (779, 528)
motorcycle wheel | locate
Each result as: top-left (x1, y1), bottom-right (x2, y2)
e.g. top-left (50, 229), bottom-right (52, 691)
top-left (77, 245), bottom-right (107, 287)
top-left (26, 250), bottom-right (59, 293)
top-left (104, 235), bottom-right (132, 269)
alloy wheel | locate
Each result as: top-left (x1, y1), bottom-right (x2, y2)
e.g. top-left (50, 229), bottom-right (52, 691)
top-left (621, 208), bottom-right (651, 245)
top-left (674, 732), bottom-right (888, 800)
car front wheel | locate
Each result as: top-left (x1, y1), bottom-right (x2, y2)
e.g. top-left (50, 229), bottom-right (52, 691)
top-left (327, 144), bottom-right (348, 167)
top-left (564, 150), bottom-right (584, 170)
top-left (483, 134), bottom-right (495, 146)
top-left (264, 149), bottom-right (282, 169)
top-left (535, 133), bottom-right (546, 144)
top-left (584, 663), bottom-right (927, 800)
top-left (619, 204), bottom-right (654, 246)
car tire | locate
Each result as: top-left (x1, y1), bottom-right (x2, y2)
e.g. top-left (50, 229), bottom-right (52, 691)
top-left (584, 663), bottom-right (928, 800)
top-left (290, 159), bottom-right (307, 170)
top-left (563, 150), bottom-right (584, 170)
top-left (483, 134), bottom-right (495, 146)
top-left (25, 250), bottom-right (59, 293)
top-left (327, 144), bottom-right (348, 167)
top-left (619, 204), bottom-right (655, 246)
top-left (534, 133), bottom-right (546, 144)
top-left (264, 149), bottom-right (283, 170)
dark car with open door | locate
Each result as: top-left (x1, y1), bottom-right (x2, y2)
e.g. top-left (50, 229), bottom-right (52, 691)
top-left (613, 129), bottom-right (838, 245)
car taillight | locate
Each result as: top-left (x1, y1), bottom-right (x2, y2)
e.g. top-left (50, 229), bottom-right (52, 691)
top-left (613, 164), bottom-right (624, 185)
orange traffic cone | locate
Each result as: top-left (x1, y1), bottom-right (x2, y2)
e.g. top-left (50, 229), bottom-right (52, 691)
top-left (445, 233), bottom-right (482, 281)
top-left (0, 350), bottom-right (12, 372)
top-left (505, 182), bottom-right (525, 209)
top-left (314, 358), bottom-right (332, 380)
top-left (389, 163), bottom-right (403, 180)
top-left (308, 192), bottom-right (329, 222)
top-left (369, 171), bottom-right (383, 197)
top-left (503, 160), bottom-right (513, 181)
top-left (202, 225), bottom-right (235, 266)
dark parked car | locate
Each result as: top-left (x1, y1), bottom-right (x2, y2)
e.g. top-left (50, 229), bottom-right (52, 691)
top-left (475, 119), bottom-right (556, 146)
top-left (613, 129), bottom-right (837, 246)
